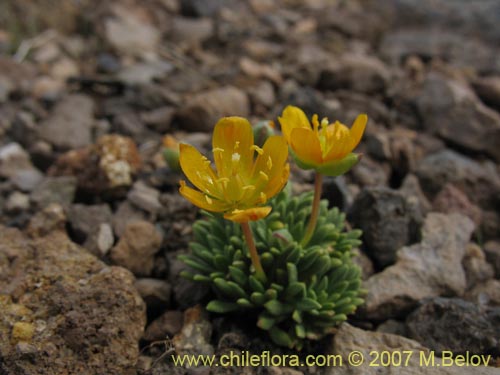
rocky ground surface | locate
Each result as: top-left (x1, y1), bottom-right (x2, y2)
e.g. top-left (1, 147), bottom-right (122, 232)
top-left (0, 0), bottom-right (499, 374)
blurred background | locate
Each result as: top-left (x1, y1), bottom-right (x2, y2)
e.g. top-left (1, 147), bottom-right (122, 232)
top-left (0, 0), bottom-right (499, 374)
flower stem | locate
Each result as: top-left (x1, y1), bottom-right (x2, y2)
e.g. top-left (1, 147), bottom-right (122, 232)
top-left (301, 172), bottom-right (323, 247)
top-left (241, 221), bottom-right (267, 283)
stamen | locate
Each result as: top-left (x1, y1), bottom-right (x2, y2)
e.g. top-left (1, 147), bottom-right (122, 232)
top-left (260, 192), bottom-right (267, 203)
top-left (242, 185), bottom-right (256, 191)
top-left (312, 114), bottom-right (320, 132)
top-left (259, 171), bottom-right (269, 181)
top-left (213, 147), bottom-right (224, 153)
top-left (321, 117), bottom-right (329, 128)
top-left (267, 156), bottom-right (273, 170)
top-left (205, 195), bottom-right (213, 204)
top-left (250, 145), bottom-right (264, 155)
top-left (234, 141), bottom-right (240, 150)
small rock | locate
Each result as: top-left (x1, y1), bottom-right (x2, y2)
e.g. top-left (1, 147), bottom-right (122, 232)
top-left (173, 305), bottom-right (213, 356)
top-left (318, 54), bottom-right (390, 94)
top-left (96, 223), bottom-right (114, 256)
top-left (462, 243), bottom-right (494, 289)
top-left (484, 241), bottom-right (500, 278)
top-left (175, 86), bottom-right (250, 132)
top-left (363, 213), bottom-right (474, 319)
top-left (31, 76), bottom-right (64, 101)
top-left (110, 221), bottom-right (163, 276)
top-left (37, 94), bottom-right (95, 150)
top-left (406, 297), bottom-right (500, 356)
top-left (30, 176), bottom-right (77, 208)
top-left (67, 204), bottom-right (113, 256)
top-left (433, 184), bottom-right (483, 226)
top-left (49, 134), bottom-right (141, 193)
top-left (11, 169), bottom-right (44, 193)
top-left (170, 17), bottom-right (214, 45)
top-left (415, 73), bottom-right (500, 162)
top-left (143, 310), bottom-right (183, 342)
top-left (105, 4), bottom-right (160, 55)
top-left (239, 57), bottom-right (282, 84)
top-left (5, 192), bottom-right (30, 213)
top-left (180, 0), bottom-right (225, 17)
top-left (135, 278), bottom-right (172, 313)
top-left (248, 80), bottom-right (276, 109)
top-left (350, 156), bottom-right (390, 187)
top-left (322, 175), bottom-right (353, 211)
top-left (127, 181), bottom-right (162, 214)
top-left (0, 143), bottom-right (33, 179)
top-left (141, 106), bottom-right (175, 133)
top-left (399, 174), bottom-right (432, 213)
top-left (11, 322), bottom-right (35, 343)
top-left (472, 76), bottom-right (500, 110)
top-left (118, 60), bottom-right (174, 85)
top-left (349, 186), bottom-right (423, 267)
top-left (112, 201), bottom-right (148, 237)
top-left (465, 279), bottom-right (500, 307)
top-left (416, 150), bottom-right (500, 209)
top-left (376, 319), bottom-right (407, 337)
top-left (26, 203), bottom-right (66, 237)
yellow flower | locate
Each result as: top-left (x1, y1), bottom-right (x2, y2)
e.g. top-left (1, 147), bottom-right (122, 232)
top-left (278, 106), bottom-right (367, 176)
top-left (179, 117), bottom-right (290, 223)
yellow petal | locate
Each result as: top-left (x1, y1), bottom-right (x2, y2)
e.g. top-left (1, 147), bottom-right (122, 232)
top-left (179, 181), bottom-right (229, 212)
top-left (349, 114), bottom-right (367, 150)
top-left (212, 117), bottom-right (254, 178)
top-left (289, 128), bottom-right (323, 165)
top-left (179, 143), bottom-right (220, 198)
top-left (224, 206), bottom-right (272, 223)
top-left (252, 135), bottom-right (289, 185)
top-left (278, 106), bottom-right (311, 143)
top-left (262, 163), bottom-right (290, 200)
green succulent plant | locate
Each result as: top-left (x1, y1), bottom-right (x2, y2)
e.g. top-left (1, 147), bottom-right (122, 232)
top-left (180, 186), bottom-right (364, 350)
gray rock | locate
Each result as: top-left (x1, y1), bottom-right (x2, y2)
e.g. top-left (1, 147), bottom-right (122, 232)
top-left (67, 204), bottom-right (114, 257)
top-left (472, 76), bottom-right (500, 110)
top-left (462, 244), bottom-right (495, 290)
top-left (143, 310), bottom-right (183, 342)
top-left (180, 0), bottom-right (225, 17)
top-left (432, 184), bottom-right (482, 226)
top-left (399, 174), bottom-right (432, 213)
top-left (38, 94), bottom-right (95, 150)
top-left (349, 186), bottom-right (423, 267)
top-left (322, 175), bottom-right (353, 211)
top-left (173, 305), bottom-right (213, 356)
top-left (0, 226), bottom-right (146, 374)
top-left (4, 191), bottom-right (30, 213)
top-left (11, 169), bottom-right (44, 192)
top-left (170, 17), bottom-right (214, 45)
top-left (112, 201), bottom-right (148, 237)
top-left (26, 203), bottom-right (66, 238)
top-left (416, 150), bottom-right (500, 209)
top-left (414, 73), bottom-right (500, 161)
top-left (350, 156), bottom-right (390, 187)
top-left (326, 323), bottom-right (497, 374)
top-left (0, 143), bottom-right (34, 179)
top-left (105, 5), bottom-right (160, 56)
top-left (484, 241), bottom-right (500, 278)
top-left (318, 54), bottom-right (390, 94)
top-left (406, 297), bottom-right (500, 356)
top-left (118, 60), bottom-right (174, 85)
top-left (110, 221), bottom-right (163, 276)
top-left (135, 278), bottom-right (172, 312)
top-left (127, 180), bottom-right (162, 214)
top-left (30, 176), bottom-right (77, 208)
top-left (465, 279), bottom-right (500, 307)
top-left (363, 213), bottom-right (474, 319)
top-left (175, 86), bottom-right (250, 132)
top-left (141, 106), bottom-right (175, 133)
